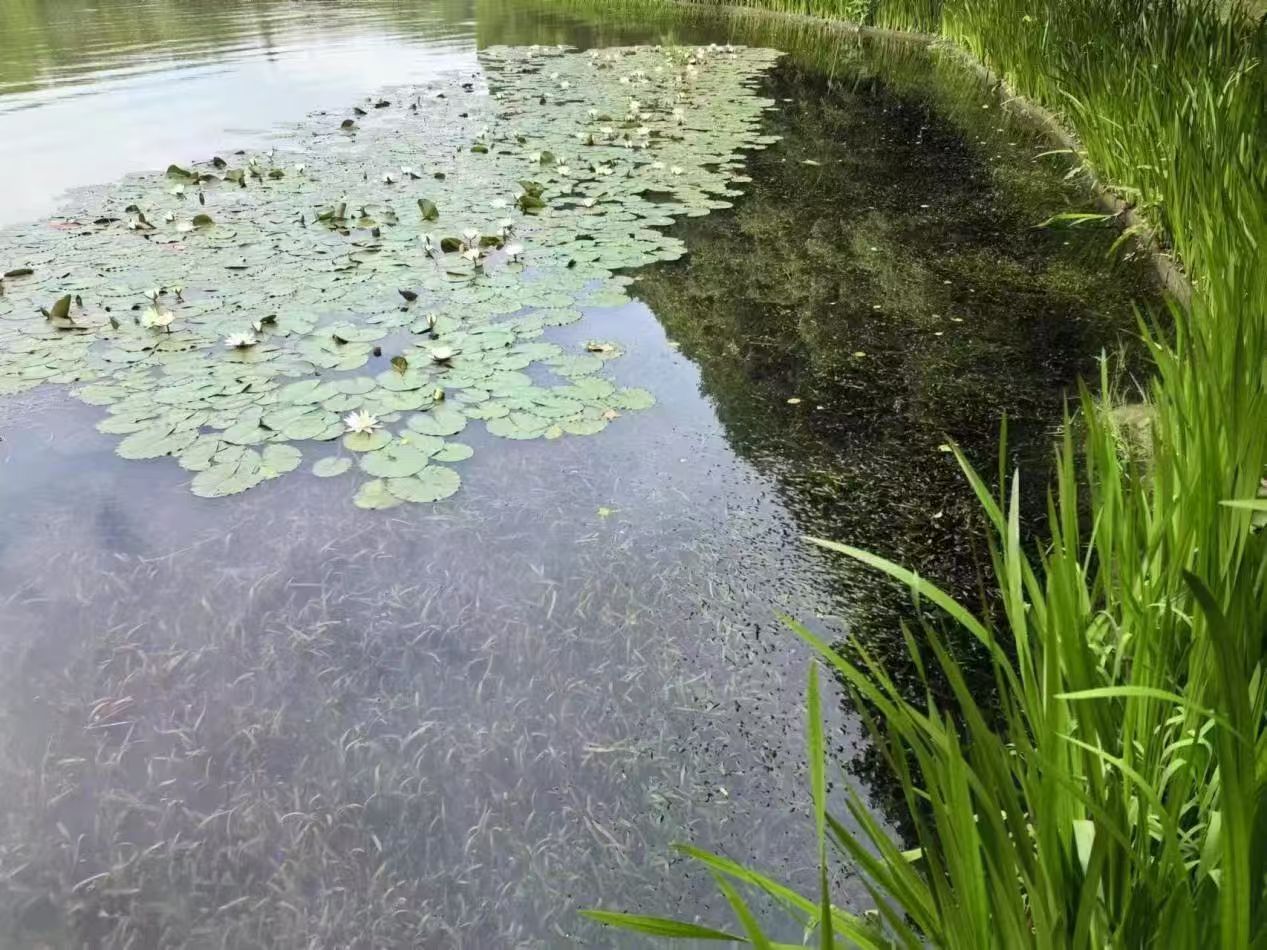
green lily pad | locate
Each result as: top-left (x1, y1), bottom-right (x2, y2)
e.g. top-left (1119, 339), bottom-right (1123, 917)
top-left (343, 429), bottom-right (392, 452)
top-left (313, 456), bottom-right (352, 478)
top-left (432, 441), bottom-right (474, 462)
top-left (383, 465), bottom-right (461, 503)
top-left (354, 478), bottom-right (403, 510)
top-left (0, 42), bottom-right (781, 508)
top-left (261, 443), bottom-right (303, 475)
top-left (359, 441), bottom-right (433, 478)
top-left (406, 406), bottom-right (466, 436)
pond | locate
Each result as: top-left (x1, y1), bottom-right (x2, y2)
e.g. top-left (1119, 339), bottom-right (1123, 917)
top-left (0, 0), bottom-right (1161, 945)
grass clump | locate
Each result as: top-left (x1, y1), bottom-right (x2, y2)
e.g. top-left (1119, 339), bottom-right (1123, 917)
top-left (588, 287), bottom-right (1267, 946)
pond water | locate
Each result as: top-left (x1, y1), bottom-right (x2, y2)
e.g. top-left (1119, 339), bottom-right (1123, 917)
top-left (0, 0), bottom-right (1161, 946)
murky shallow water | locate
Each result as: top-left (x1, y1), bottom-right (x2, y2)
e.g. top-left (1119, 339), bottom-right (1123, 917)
top-left (0, 1), bottom-right (1160, 946)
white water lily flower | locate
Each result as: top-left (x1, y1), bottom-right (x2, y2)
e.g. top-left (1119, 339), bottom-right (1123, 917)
top-left (556, 165), bottom-right (571, 176)
top-left (559, 80), bottom-right (570, 90)
top-left (504, 242), bottom-right (525, 261)
top-left (490, 197), bottom-right (508, 209)
top-left (651, 161), bottom-right (666, 170)
top-left (294, 163), bottom-right (306, 174)
top-left (673, 107), bottom-right (686, 123)
top-left (461, 247), bottom-right (483, 265)
top-left (582, 197), bottom-right (597, 208)
top-left (344, 410), bottom-right (382, 434)
top-left (587, 108), bottom-right (599, 119)
top-left (430, 345), bottom-right (455, 362)
top-left (595, 164), bottom-right (613, 176)
top-left (549, 71), bottom-right (560, 80)
top-left (670, 165), bottom-right (684, 175)
top-left (142, 306), bottom-right (175, 330)
top-left (497, 217), bottom-right (515, 234)
top-left (224, 332), bottom-right (258, 349)
top-left (636, 126), bottom-right (651, 136)
top-left (629, 98), bottom-right (641, 111)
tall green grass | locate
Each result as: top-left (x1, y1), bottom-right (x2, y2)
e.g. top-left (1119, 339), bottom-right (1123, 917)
top-left (585, 0), bottom-right (1267, 944)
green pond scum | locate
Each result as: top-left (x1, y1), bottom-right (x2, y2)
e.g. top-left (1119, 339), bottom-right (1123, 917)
top-left (0, 43), bottom-right (782, 508)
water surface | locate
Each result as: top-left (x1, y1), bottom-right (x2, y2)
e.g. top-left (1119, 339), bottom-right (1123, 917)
top-left (0, 1), bottom-right (1161, 945)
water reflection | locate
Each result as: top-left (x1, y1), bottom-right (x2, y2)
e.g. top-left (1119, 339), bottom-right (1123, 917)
top-left (0, 0), bottom-right (1163, 945)
top-left (0, 0), bottom-right (479, 224)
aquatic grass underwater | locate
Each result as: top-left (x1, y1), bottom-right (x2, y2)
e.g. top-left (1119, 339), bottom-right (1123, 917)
top-left (581, 0), bottom-right (1267, 945)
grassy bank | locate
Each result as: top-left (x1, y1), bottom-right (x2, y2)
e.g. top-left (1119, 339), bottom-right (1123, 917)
top-left (580, 0), bottom-right (1267, 945)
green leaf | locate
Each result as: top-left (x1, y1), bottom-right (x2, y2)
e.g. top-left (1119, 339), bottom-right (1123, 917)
top-left (353, 478), bottom-right (402, 509)
top-left (313, 457), bottom-right (352, 478)
top-left (359, 441), bottom-right (433, 478)
top-left (343, 430), bottom-right (392, 452)
top-left (407, 406), bottom-right (466, 436)
top-left (578, 911), bottom-right (743, 941)
top-left (383, 465), bottom-right (460, 502)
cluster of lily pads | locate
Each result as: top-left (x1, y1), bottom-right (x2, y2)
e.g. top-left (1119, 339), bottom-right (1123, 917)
top-left (0, 43), bottom-right (780, 507)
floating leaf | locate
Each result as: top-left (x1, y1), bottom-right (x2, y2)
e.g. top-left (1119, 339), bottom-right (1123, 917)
top-left (0, 43), bottom-right (780, 509)
top-left (261, 443), bottom-right (303, 475)
top-left (343, 430), bottom-right (392, 452)
top-left (407, 406), bottom-right (466, 436)
top-left (313, 456), bottom-right (352, 478)
top-left (48, 295), bottom-right (72, 321)
top-left (383, 465), bottom-right (460, 502)
top-left (354, 478), bottom-right (402, 509)
top-left (359, 441), bottom-right (434, 478)
top-left (432, 442), bottom-right (473, 462)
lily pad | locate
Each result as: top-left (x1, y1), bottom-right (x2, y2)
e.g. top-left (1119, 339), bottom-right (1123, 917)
top-left (359, 441), bottom-right (434, 478)
top-left (354, 478), bottom-right (403, 509)
top-left (383, 465), bottom-right (461, 503)
top-left (343, 429), bottom-right (392, 452)
top-left (0, 42), bottom-right (781, 508)
top-left (313, 456), bottom-right (352, 478)
top-left (407, 406), bottom-right (466, 436)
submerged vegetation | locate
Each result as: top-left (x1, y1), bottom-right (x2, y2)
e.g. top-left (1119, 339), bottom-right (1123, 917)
top-left (580, 0), bottom-right (1267, 946)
